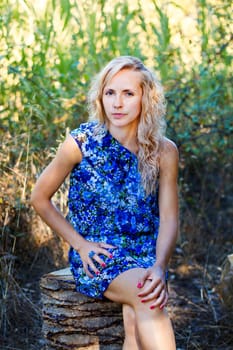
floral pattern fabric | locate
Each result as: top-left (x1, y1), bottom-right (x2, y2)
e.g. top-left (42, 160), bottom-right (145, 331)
top-left (68, 121), bottom-right (160, 299)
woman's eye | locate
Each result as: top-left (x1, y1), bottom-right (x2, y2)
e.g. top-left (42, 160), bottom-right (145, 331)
top-left (126, 91), bottom-right (134, 96)
top-left (105, 90), bottom-right (113, 95)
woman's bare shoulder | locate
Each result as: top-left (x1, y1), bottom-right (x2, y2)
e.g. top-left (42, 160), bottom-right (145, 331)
top-left (161, 137), bottom-right (178, 156)
top-left (159, 137), bottom-right (179, 174)
top-left (56, 134), bottom-right (83, 165)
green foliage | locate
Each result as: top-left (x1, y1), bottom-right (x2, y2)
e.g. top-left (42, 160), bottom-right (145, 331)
top-left (0, 0), bottom-right (231, 214)
top-left (1, 0), bottom-right (231, 158)
top-left (0, 0), bottom-right (232, 245)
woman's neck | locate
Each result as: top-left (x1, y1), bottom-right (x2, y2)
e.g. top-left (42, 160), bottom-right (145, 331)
top-left (108, 124), bottom-right (139, 155)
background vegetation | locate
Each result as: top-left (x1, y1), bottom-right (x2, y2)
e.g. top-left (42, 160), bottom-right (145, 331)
top-left (0, 0), bottom-right (232, 349)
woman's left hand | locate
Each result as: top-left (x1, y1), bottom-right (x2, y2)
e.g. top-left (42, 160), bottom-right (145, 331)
top-left (137, 264), bottom-right (168, 310)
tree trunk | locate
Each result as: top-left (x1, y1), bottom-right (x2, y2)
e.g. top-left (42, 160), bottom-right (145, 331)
top-left (218, 254), bottom-right (233, 309)
top-left (40, 268), bottom-right (124, 349)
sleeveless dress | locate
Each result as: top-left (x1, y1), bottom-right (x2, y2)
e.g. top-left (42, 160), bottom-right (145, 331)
top-left (68, 121), bottom-right (160, 299)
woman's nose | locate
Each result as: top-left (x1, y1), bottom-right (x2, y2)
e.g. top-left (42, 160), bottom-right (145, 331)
top-left (113, 94), bottom-right (123, 108)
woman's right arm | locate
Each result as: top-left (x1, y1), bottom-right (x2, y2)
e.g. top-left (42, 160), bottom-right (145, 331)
top-left (30, 135), bottom-right (114, 276)
top-left (30, 135), bottom-right (86, 250)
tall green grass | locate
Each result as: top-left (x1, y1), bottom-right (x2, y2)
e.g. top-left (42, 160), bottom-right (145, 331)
top-left (1, 0), bottom-right (231, 152)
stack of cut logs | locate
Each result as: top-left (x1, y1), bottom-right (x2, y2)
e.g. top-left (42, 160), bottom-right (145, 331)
top-left (40, 268), bottom-right (123, 350)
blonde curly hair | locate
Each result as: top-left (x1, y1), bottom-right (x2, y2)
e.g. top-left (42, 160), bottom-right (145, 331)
top-left (87, 56), bottom-right (166, 195)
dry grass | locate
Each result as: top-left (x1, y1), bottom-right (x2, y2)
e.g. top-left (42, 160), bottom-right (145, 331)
top-left (0, 144), bottom-right (232, 349)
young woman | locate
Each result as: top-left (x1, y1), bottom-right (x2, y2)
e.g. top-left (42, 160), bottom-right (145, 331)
top-left (31, 56), bottom-right (179, 349)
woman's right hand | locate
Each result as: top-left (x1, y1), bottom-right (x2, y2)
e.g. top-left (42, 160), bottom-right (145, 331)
top-left (77, 239), bottom-right (116, 277)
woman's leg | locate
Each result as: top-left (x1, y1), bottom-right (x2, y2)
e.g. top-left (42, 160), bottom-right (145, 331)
top-left (104, 268), bottom-right (176, 350)
top-left (122, 304), bottom-right (141, 350)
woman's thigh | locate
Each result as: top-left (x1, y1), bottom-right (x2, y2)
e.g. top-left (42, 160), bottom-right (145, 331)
top-left (104, 267), bottom-right (152, 309)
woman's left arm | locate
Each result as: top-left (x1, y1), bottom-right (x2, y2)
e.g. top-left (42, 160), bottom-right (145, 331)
top-left (155, 138), bottom-right (179, 270)
top-left (137, 139), bottom-right (179, 308)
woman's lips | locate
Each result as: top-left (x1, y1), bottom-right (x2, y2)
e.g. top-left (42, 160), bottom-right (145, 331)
top-left (112, 113), bottom-right (126, 118)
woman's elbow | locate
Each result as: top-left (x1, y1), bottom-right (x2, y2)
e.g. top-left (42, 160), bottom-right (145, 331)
top-left (30, 189), bottom-right (40, 210)
top-left (30, 187), bottom-right (48, 213)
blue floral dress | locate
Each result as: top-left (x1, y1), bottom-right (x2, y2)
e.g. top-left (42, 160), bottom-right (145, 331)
top-left (68, 121), bottom-right (160, 299)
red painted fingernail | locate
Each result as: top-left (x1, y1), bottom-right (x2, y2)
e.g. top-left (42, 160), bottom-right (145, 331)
top-left (141, 299), bottom-right (146, 303)
top-left (96, 271), bottom-right (100, 275)
top-left (101, 263), bottom-right (106, 267)
top-left (150, 305), bottom-right (155, 310)
top-left (160, 305), bottom-right (164, 310)
top-left (137, 283), bottom-right (142, 288)
top-left (109, 254), bottom-right (113, 259)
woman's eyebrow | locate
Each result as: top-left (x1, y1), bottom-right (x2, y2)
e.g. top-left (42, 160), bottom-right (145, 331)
top-left (104, 87), bottom-right (137, 92)
top-left (104, 88), bottom-right (114, 92)
top-left (122, 88), bottom-right (136, 93)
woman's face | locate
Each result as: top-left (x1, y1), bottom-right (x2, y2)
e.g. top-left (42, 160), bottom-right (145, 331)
top-left (102, 69), bottom-right (142, 130)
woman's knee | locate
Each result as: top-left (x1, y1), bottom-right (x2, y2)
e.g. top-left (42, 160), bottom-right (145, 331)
top-left (123, 304), bottom-right (137, 334)
top-left (123, 304), bottom-right (142, 349)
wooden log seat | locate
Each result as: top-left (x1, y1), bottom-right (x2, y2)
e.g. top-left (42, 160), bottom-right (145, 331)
top-left (40, 268), bottom-right (124, 349)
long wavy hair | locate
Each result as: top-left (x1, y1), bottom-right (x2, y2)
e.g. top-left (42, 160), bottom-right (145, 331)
top-left (87, 56), bottom-right (166, 195)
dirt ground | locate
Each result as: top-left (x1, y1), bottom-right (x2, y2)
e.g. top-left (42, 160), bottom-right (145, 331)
top-left (1, 245), bottom-right (232, 350)
top-left (169, 252), bottom-right (233, 350)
